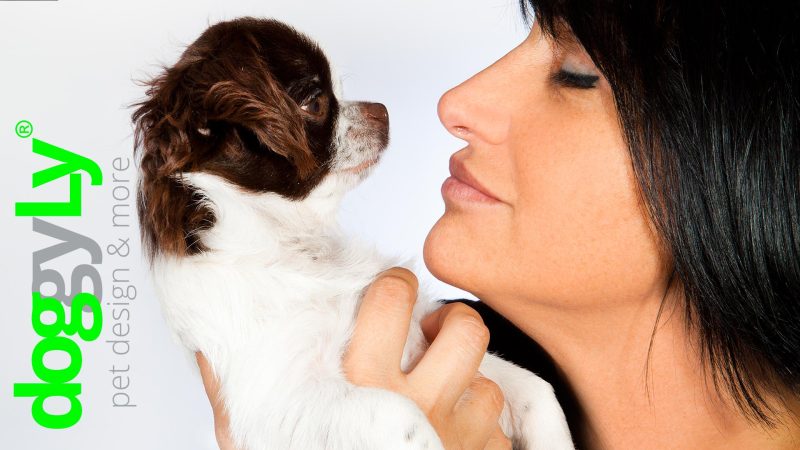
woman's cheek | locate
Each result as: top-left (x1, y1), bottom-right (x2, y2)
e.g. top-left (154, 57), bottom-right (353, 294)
top-left (507, 140), bottom-right (668, 307)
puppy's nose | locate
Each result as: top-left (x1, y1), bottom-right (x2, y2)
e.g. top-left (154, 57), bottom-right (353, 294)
top-left (359, 102), bottom-right (389, 126)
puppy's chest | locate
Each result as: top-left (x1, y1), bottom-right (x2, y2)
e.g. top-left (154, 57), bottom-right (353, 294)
top-left (241, 257), bottom-right (411, 380)
top-left (233, 260), bottom-right (378, 319)
top-left (177, 243), bottom-right (389, 324)
top-left (154, 230), bottom-right (404, 361)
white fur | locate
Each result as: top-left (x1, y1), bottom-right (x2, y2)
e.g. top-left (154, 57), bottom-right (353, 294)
top-left (148, 99), bottom-right (575, 450)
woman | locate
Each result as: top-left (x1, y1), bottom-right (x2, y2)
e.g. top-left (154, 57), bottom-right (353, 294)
top-left (198, 0), bottom-right (800, 448)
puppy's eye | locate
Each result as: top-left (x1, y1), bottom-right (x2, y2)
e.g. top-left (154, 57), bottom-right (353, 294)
top-left (300, 90), bottom-right (327, 118)
top-left (301, 95), bottom-right (323, 115)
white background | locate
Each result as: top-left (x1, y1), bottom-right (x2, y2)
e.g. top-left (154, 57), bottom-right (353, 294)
top-left (0, 1), bottom-right (528, 448)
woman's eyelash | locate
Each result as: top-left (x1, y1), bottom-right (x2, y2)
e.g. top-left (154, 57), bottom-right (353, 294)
top-left (552, 70), bottom-right (600, 89)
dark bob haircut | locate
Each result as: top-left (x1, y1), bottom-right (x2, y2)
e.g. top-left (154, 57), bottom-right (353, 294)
top-left (520, 0), bottom-right (799, 426)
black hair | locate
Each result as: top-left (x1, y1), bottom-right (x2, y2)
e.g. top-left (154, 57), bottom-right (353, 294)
top-left (520, 0), bottom-right (799, 427)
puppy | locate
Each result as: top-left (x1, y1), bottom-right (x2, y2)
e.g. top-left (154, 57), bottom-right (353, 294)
top-left (131, 16), bottom-right (574, 450)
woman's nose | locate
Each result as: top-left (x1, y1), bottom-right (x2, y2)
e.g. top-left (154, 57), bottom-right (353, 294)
top-left (437, 84), bottom-right (473, 141)
top-left (437, 63), bottom-right (511, 146)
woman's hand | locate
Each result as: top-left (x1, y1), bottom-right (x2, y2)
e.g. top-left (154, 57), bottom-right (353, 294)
top-left (196, 352), bottom-right (238, 450)
top-left (343, 267), bottom-right (512, 450)
top-left (196, 267), bottom-right (510, 450)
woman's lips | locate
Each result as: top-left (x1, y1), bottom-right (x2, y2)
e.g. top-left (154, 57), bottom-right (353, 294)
top-left (441, 176), bottom-right (502, 204)
top-left (443, 154), bottom-right (502, 204)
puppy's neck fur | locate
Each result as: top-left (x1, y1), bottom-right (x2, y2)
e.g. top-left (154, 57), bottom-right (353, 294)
top-left (179, 171), bottom-right (350, 260)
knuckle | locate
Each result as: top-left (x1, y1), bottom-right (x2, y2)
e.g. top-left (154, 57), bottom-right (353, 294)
top-left (487, 383), bottom-right (506, 412)
top-left (381, 266), bottom-right (417, 282)
top-left (371, 274), bottom-right (417, 305)
top-left (442, 301), bottom-right (474, 316)
top-left (377, 266), bottom-right (419, 288)
top-left (449, 310), bottom-right (490, 349)
top-left (474, 377), bottom-right (506, 412)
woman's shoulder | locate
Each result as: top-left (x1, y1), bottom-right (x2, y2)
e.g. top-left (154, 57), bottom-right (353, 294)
top-left (439, 298), bottom-right (584, 448)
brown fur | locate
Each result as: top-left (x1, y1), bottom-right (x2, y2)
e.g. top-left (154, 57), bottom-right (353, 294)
top-left (130, 18), bottom-right (339, 260)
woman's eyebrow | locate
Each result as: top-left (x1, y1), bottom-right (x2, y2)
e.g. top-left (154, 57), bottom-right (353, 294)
top-left (545, 29), bottom-right (590, 62)
top-left (553, 25), bottom-right (584, 52)
top-left (535, 19), bottom-right (577, 50)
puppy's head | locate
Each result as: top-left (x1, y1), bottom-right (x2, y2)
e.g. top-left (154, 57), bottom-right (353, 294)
top-left (132, 17), bottom-right (388, 259)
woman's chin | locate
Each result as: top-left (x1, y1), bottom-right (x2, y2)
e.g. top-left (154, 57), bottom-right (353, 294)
top-left (423, 215), bottom-right (474, 292)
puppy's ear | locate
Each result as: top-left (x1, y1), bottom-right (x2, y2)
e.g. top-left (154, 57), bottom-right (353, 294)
top-left (131, 55), bottom-right (215, 260)
top-left (202, 57), bottom-right (317, 179)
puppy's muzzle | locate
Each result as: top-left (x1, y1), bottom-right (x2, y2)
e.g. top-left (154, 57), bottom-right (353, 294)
top-left (357, 102), bottom-right (389, 132)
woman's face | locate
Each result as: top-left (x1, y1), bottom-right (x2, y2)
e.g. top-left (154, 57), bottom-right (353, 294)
top-left (423, 22), bottom-right (671, 311)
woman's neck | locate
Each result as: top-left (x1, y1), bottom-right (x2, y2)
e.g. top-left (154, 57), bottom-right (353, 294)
top-left (484, 290), bottom-right (800, 450)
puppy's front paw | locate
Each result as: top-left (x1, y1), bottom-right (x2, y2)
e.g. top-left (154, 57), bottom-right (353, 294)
top-left (334, 386), bottom-right (444, 450)
top-left (477, 353), bottom-right (575, 450)
top-left (510, 376), bottom-right (574, 450)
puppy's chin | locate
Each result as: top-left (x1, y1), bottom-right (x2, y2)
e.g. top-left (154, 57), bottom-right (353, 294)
top-left (323, 160), bottom-right (380, 194)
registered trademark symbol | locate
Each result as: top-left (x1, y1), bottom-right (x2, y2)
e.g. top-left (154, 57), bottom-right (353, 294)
top-left (15, 120), bottom-right (33, 139)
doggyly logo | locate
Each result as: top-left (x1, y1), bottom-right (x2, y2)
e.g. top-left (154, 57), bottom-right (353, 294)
top-left (12, 120), bottom-right (104, 429)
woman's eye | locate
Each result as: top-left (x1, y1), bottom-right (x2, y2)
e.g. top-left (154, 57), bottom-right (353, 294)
top-left (552, 69), bottom-right (600, 90)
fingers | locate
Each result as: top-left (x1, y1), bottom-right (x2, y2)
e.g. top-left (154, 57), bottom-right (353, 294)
top-left (484, 425), bottom-right (513, 450)
top-left (451, 374), bottom-right (507, 448)
top-left (342, 267), bottom-right (419, 386)
top-left (196, 353), bottom-right (238, 450)
top-left (196, 352), bottom-right (222, 408)
top-left (410, 302), bottom-right (491, 413)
